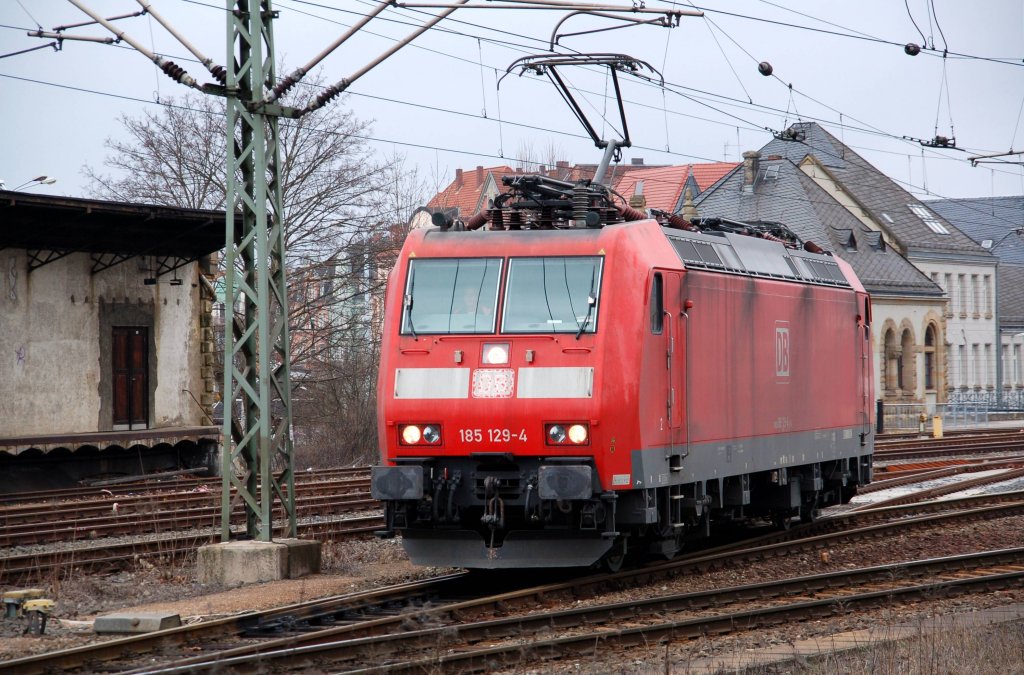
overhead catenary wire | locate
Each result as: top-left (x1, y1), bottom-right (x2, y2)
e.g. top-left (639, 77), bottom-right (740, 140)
top-left (3, 7), bottom-right (1016, 181)
top-left (2, 3), bottom-right (1024, 199)
top-left (4, 67), bottom-right (1021, 236)
top-left (57, 0), bottom-right (200, 89)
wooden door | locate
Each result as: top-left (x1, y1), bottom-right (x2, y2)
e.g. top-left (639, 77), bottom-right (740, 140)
top-left (113, 327), bottom-right (148, 428)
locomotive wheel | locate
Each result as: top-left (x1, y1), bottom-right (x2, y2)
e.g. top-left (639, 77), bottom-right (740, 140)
top-left (800, 492), bottom-right (821, 523)
top-left (800, 504), bottom-right (820, 523)
top-left (601, 539), bottom-right (627, 572)
top-left (773, 512), bottom-right (793, 530)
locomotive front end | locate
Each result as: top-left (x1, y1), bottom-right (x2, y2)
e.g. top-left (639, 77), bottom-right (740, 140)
top-left (371, 228), bottom-right (624, 568)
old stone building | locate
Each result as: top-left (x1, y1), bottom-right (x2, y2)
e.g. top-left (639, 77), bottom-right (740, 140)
top-left (0, 191), bottom-right (223, 486)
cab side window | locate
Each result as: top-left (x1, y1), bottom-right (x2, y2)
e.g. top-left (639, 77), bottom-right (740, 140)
top-left (650, 273), bottom-right (664, 334)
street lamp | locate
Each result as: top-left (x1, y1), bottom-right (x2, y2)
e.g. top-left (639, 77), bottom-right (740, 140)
top-left (10, 176), bottom-right (57, 191)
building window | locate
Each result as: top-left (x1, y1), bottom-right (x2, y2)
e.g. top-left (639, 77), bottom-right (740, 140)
top-left (984, 275), bottom-right (992, 314)
top-left (959, 345), bottom-right (967, 388)
top-left (900, 329), bottom-right (915, 393)
top-left (883, 329), bottom-right (898, 393)
top-left (973, 344), bottom-right (981, 388)
top-left (924, 325), bottom-right (937, 390)
top-left (958, 275), bottom-right (967, 314)
top-left (971, 275), bottom-right (980, 316)
top-left (985, 344), bottom-right (992, 387)
top-left (908, 203), bottom-right (950, 234)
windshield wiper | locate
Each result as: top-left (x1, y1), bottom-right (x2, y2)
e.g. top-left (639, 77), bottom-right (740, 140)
top-left (575, 266), bottom-right (597, 340)
top-left (405, 268), bottom-right (418, 339)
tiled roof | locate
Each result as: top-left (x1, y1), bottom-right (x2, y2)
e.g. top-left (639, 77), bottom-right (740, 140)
top-left (693, 158), bottom-right (942, 298)
top-left (926, 196), bottom-right (1024, 265)
top-left (690, 162), bottom-right (741, 191)
top-left (761, 123), bottom-right (991, 259)
top-left (426, 165), bottom-right (517, 216)
top-left (426, 162), bottom-right (739, 217)
top-left (614, 165), bottom-right (692, 212)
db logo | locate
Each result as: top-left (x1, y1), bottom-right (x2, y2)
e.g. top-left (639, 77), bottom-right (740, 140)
top-left (775, 322), bottom-right (790, 379)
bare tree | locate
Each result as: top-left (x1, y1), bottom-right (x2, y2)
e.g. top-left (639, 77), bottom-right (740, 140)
top-left (513, 138), bottom-right (567, 172)
top-left (85, 80), bottom-right (425, 467)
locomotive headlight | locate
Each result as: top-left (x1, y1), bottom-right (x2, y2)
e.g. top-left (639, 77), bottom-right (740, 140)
top-left (482, 342), bottom-right (510, 365)
top-left (547, 424), bottom-right (567, 444)
top-left (422, 425), bottom-right (441, 444)
top-left (399, 423), bottom-right (442, 445)
top-left (567, 424), bottom-right (588, 444)
top-left (546, 422), bottom-right (590, 445)
top-left (401, 425), bottom-right (422, 445)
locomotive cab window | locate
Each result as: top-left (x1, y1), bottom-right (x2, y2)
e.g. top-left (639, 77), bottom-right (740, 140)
top-left (650, 273), bottom-right (664, 334)
top-left (502, 256), bottom-right (603, 335)
top-left (400, 258), bottom-right (502, 335)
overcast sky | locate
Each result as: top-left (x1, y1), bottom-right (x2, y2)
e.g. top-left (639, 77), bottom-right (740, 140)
top-left (1, 0), bottom-right (1022, 206)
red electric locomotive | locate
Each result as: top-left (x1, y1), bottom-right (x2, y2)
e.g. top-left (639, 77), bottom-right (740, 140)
top-left (372, 175), bottom-right (874, 569)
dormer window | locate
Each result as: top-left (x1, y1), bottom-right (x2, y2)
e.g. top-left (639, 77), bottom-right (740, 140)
top-left (908, 203), bottom-right (949, 234)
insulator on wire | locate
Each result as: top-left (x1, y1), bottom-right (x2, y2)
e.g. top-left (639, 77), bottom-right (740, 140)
top-left (272, 74), bottom-right (298, 99)
top-left (664, 213), bottom-right (694, 231)
top-left (489, 208), bottom-right (504, 230)
top-left (466, 211), bottom-right (490, 230)
top-left (617, 204), bottom-right (647, 222)
top-left (310, 80), bottom-right (348, 112)
top-left (904, 43), bottom-right (921, 56)
top-left (572, 181), bottom-right (590, 227)
top-left (758, 61), bottom-right (773, 76)
top-left (209, 64), bottom-right (227, 85)
top-left (160, 60), bottom-right (188, 83)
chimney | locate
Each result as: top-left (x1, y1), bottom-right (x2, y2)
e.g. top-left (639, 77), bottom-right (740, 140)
top-left (628, 180), bottom-right (647, 209)
top-left (455, 168), bottom-right (464, 188)
top-left (539, 164), bottom-right (546, 174)
top-left (742, 151), bottom-right (760, 194)
top-left (630, 158), bottom-right (644, 166)
top-left (556, 160), bottom-right (569, 169)
top-left (475, 165), bottom-right (484, 184)
top-left (681, 187), bottom-right (698, 220)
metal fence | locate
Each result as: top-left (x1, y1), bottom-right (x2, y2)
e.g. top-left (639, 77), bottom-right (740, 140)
top-left (946, 389), bottom-right (1024, 410)
top-left (879, 402), bottom-right (990, 433)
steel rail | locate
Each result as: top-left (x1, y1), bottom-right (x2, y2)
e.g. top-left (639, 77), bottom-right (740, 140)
top-left (7, 492), bottom-right (1023, 674)
top-left (128, 548), bottom-right (1024, 673)
top-left (0, 515), bottom-right (383, 585)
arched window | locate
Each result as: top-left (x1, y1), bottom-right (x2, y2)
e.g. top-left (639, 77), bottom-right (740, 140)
top-left (883, 328), bottom-right (898, 393)
top-left (924, 325), bottom-right (937, 390)
top-left (900, 329), bottom-right (916, 394)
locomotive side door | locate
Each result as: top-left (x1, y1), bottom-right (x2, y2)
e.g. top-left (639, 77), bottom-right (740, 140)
top-left (662, 271), bottom-right (685, 458)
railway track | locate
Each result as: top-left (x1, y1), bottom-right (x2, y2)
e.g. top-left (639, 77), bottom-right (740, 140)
top-left (0, 479), bottom-right (372, 547)
top-left (875, 428), bottom-right (1024, 461)
top-left (5, 489), bottom-right (1024, 674)
top-left (0, 514), bottom-right (383, 585)
top-left (0, 467), bottom-right (370, 506)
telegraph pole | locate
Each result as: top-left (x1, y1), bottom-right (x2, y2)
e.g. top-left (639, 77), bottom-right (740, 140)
top-left (220, 0), bottom-right (295, 541)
